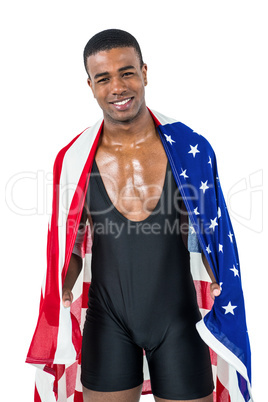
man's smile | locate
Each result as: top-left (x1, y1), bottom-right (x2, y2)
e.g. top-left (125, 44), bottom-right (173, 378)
top-left (109, 97), bottom-right (134, 110)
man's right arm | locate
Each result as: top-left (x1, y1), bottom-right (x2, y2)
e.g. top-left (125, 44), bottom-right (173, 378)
top-left (62, 205), bottom-right (88, 307)
top-left (62, 254), bottom-right (83, 307)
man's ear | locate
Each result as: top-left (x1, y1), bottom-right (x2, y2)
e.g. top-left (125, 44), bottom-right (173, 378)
top-left (142, 63), bottom-right (148, 86)
top-left (87, 78), bottom-right (95, 98)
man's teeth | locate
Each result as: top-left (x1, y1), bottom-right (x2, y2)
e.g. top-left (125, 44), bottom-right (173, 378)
top-left (113, 98), bottom-right (131, 106)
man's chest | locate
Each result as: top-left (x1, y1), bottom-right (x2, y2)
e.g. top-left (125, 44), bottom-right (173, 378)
top-left (94, 142), bottom-right (168, 221)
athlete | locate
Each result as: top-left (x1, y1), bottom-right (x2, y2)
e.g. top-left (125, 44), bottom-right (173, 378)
top-left (62, 29), bottom-right (221, 402)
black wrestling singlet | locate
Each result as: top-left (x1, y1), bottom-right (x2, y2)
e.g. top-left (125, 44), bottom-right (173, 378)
top-left (81, 158), bottom-right (214, 399)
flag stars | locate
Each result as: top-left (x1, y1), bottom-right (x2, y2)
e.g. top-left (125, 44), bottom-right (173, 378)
top-left (180, 169), bottom-right (189, 179)
top-left (228, 231), bottom-right (234, 243)
top-left (219, 244), bottom-right (223, 253)
top-left (194, 207), bottom-right (200, 215)
top-left (230, 265), bottom-right (239, 277)
top-left (218, 207), bottom-right (221, 219)
top-left (209, 217), bottom-right (218, 232)
top-left (222, 301), bottom-right (237, 315)
top-left (164, 134), bottom-right (175, 145)
top-left (188, 144), bottom-right (200, 158)
top-left (206, 244), bottom-right (212, 254)
top-left (200, 180), bottom-right (209, 194)
top-left (208, 156), bottom-right (212, 167)
top-left (189, 225), bottom-right (196, 235)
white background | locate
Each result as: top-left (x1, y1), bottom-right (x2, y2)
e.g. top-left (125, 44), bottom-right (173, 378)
top-left (1, 1), bottom-right (267, 400)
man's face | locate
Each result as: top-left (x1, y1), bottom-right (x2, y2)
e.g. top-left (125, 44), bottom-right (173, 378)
top-left (86, 47), bottom-right (148, 125)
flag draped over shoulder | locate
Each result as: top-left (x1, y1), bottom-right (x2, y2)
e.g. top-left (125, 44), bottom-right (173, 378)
top-left (26, 109), bottom-right (253, 402)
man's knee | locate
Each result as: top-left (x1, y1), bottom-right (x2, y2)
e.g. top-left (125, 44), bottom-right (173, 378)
top-left (82, 384), bottom-right (143, 402)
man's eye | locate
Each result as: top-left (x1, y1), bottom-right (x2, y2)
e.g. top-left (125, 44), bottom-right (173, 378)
top-left (123, 72), bottom-right (134, 77)
top-left (97, 78), bottom-right (109, 83)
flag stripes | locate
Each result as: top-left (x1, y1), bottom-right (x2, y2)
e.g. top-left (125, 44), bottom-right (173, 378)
top-left (27, 109), bottom-right (252, 401)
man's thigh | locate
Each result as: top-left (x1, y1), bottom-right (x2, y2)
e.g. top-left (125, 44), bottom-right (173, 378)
top-left (153, 393), bottom-right (213, 402)
top-left (83, 384), bottom-right (143, 402)
top-left (146, 320), bottom-right (214, 400)
top-left (81, 310), bottom-right (144, 392)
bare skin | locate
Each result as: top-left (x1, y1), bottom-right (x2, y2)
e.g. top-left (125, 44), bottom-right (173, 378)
top-left (62, 47), bottom-right (220, 401)
top-left (154, 395), bottom-right (213, 402)
top-left (82, 384), bottom-right (143, 402)
top-left (83, 385), bottom-right (213, 402)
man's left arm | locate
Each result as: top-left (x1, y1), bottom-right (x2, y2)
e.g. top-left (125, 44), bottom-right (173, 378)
top-left (179, 198), bottom-right (221, 300)
top-left (201, 251), bottom-right (221, 300)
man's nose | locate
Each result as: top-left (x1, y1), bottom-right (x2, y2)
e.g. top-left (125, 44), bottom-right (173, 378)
top-left (111, 77), bottom-right (127, 95)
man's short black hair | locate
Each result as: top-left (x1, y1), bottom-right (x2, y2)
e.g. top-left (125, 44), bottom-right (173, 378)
top-left (83, 29), bottom-right (144, 78)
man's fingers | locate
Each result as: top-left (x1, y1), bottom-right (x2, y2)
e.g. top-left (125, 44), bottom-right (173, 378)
top-left (210, 282), bottom-right (221, 300)
top-left (62, 289), bottom-right (73, 308)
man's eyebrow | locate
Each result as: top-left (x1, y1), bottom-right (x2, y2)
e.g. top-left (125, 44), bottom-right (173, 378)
top-left (94, 71), bottom-right (109, 80)
top-left (94, 65), bottom-right (136, 80)
top-left (118, 65), bottom-right (135, 72)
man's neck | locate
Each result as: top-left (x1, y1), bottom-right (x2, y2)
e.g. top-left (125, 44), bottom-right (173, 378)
top-left (101, 107), bottom-right (157, 147)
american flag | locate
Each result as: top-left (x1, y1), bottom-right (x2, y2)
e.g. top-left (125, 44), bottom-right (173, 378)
top-left (26, 109), bottom-right (253, 401)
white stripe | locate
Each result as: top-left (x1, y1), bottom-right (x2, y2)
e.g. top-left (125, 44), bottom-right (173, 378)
top-left (84, 253), bottom-right (92, 282)
top-left (229, 364), bottom-right (251, 402)
top-left (199, 307), bottom-right (210, 318)
top-left (151, 109), bottom-right (177, 125)
top-left (143, 355), bottom-right (150, 381)
top-left (58, 119), bottom-right (102, 273)
top-left (54, 305), bottom-right (77, 363)
top-left (196, 319), bottom-right (253, 401)
top-left (75, 364), bottom-right (83, 392)
top-left (211, 364), bottom-right (217, 392)
top-left (54, 120), bottom-right (102, 365)
top-left (80, 308), bottom-right (87, 331)
top-left (190, 252), bottom-right (211, 282)
top-left (35, 369), bottom-right (57, 402)
top-left (216, 356), bottom-right (247, 401)
top-left (216, 355), bottom-right (230, 391)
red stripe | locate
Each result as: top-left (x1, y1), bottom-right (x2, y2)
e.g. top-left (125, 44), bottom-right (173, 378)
top-left (59, 125), bottom-right (102, 358)
top-left (74, 390), bottom-right (84, 402)
top-left (49, 364), bottom-right (65, 397)
top-left (34, 385), bottom-right (42, 402)
top-left (142, 379), bottom-right (152, 395)
top-left (209, 347), bottom-right (217, 366)
top-left (82, 282), bottom-right (90, 308)
top-left (71, 312), bottom-right (83, 359)
top-left (62, 124), bottom-right (102, 358)
top-left (70, 294), bottom-right (83, 326)
top-left (193, 279), bottom-right (214, 311)
top-left (216, 376), bottom-right (231, 401)
top-left (26, 130), bottom-right (88, 365)
top-left (62, 123), bottom-right (103, 283)
top-left (66, 362), bottom-right (78, 398)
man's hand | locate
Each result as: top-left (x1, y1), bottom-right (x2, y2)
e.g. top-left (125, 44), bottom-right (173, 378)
top-left (210, 282), bottom-right (221, 300)
top-left (62, 288), bottom-right (73, 308)
top-left (62, 253), bottom-right (83, 308)
top-left (201, 251), bottom-right (221, 300)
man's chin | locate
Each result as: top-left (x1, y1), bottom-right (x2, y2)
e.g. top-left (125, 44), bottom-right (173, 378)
top-left (104, 105), bottom-right (145, 125)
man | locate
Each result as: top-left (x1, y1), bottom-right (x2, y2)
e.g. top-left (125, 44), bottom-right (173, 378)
top-left (63, 29), bottom-right (218, 402)
top-left (27, 29), bottom-right (252, 402)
